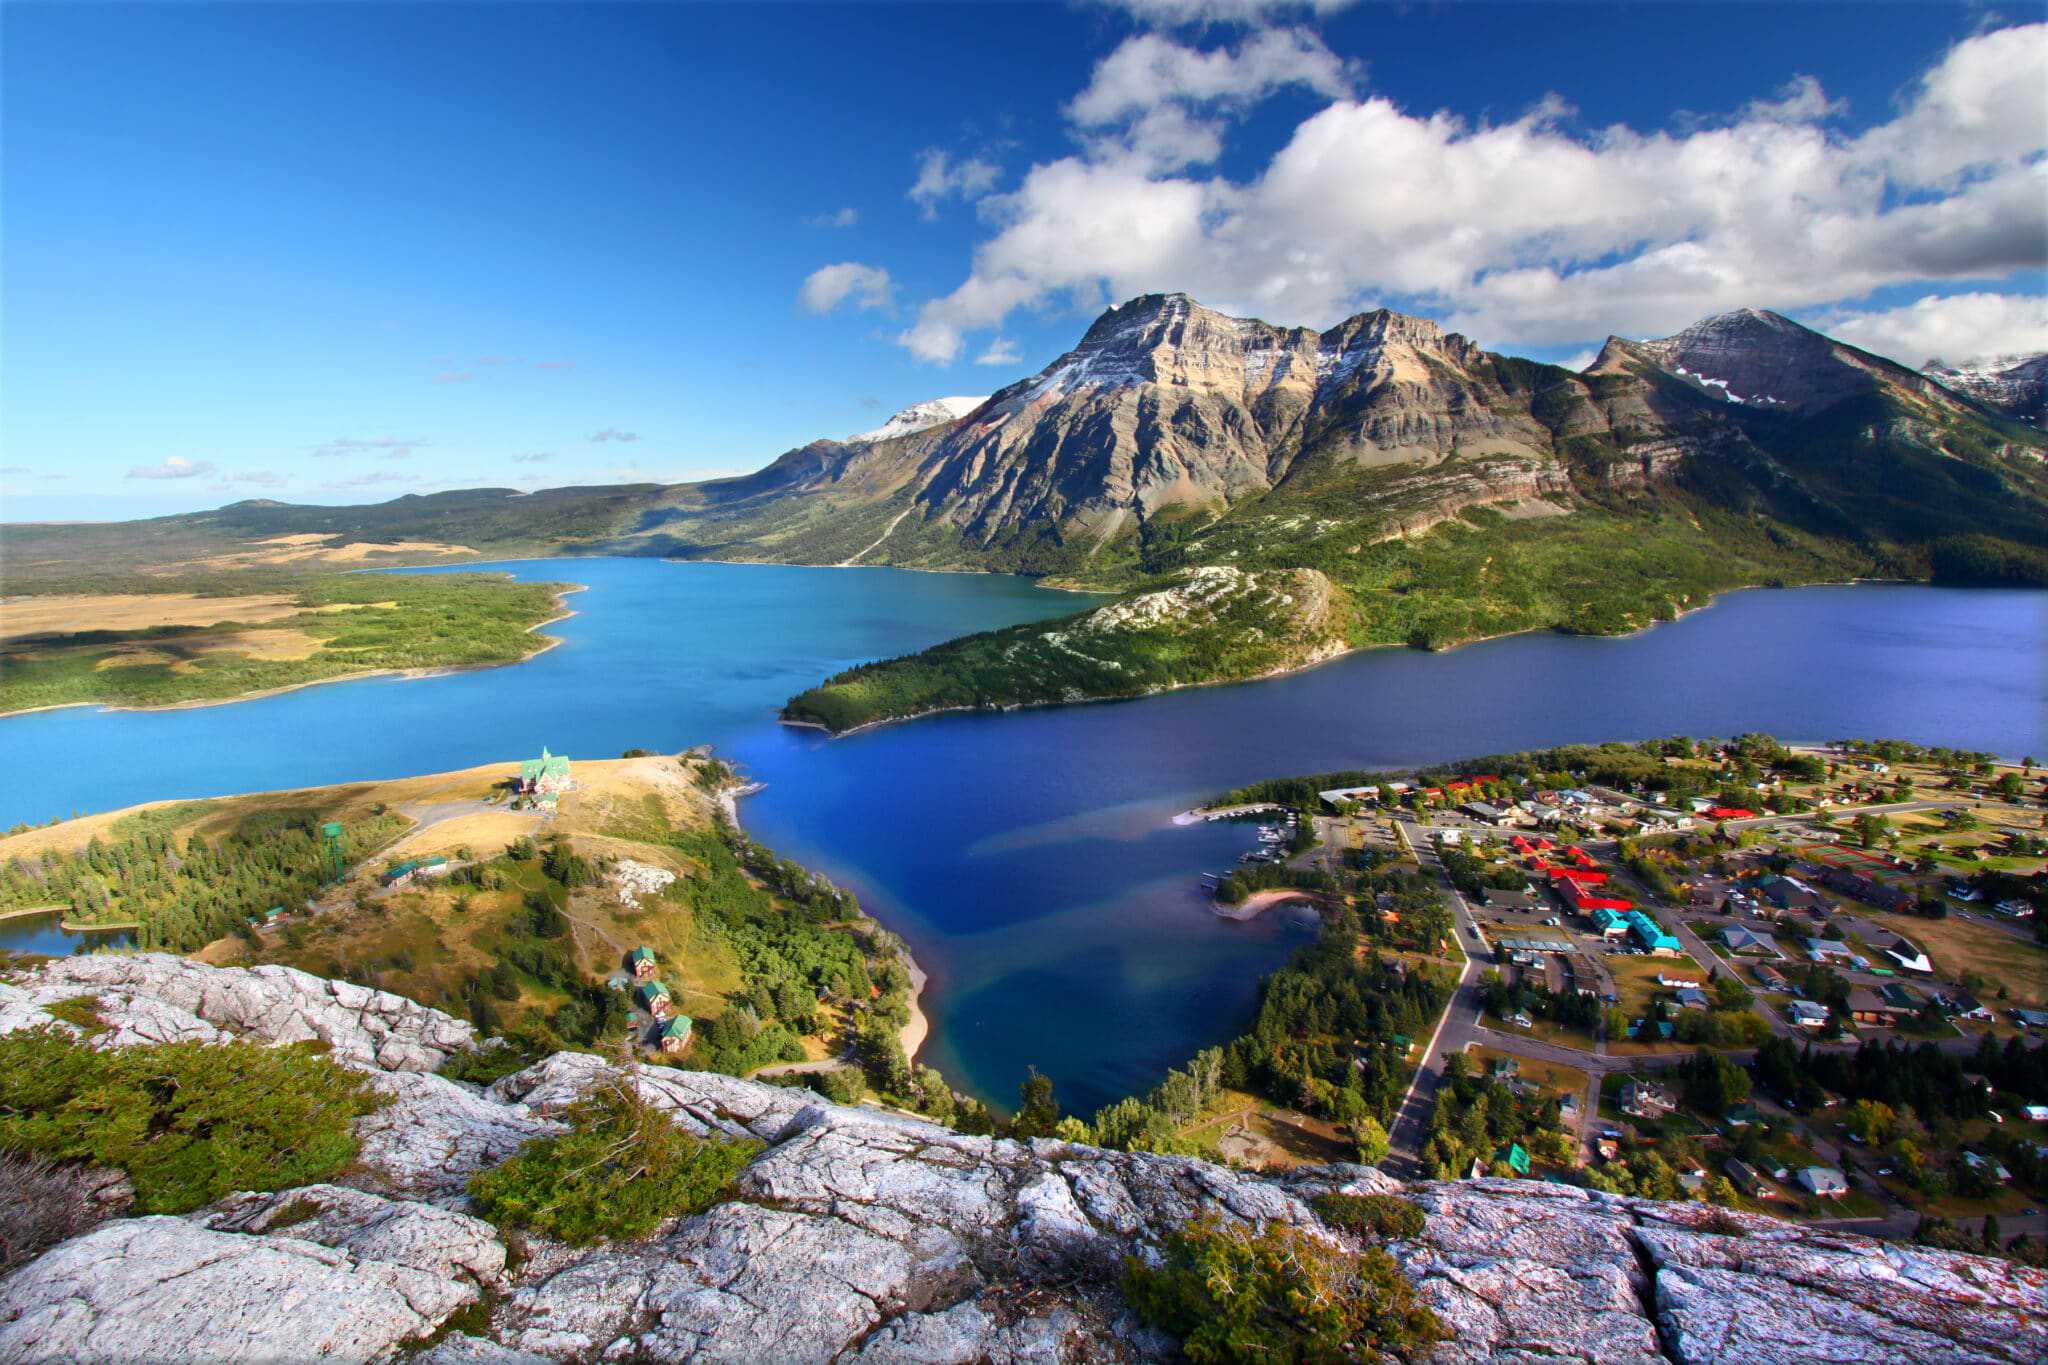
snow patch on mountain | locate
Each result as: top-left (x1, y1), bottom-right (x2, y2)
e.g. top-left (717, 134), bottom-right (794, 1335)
top-left (848, 396), bottom-right (987, 444)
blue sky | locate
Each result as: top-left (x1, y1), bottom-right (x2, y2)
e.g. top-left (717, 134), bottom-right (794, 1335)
top-left (3, 1), bottom-right (2043, 521)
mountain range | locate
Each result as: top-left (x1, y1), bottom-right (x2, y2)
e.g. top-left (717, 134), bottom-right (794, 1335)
top-left (11, 295), bottom-right (2047, 730)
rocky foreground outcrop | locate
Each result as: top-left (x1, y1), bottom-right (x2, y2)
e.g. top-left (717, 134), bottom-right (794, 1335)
top-left (2, 955), bottom-right (2042, 1364)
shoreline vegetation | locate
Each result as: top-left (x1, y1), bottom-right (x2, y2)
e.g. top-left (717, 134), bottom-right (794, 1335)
top-left (774, 502), bottom-right (1964, 735)
top-left (0, 752), bottom-right (948, 1113)
top-left (0, 575), bottom-right (581, 718)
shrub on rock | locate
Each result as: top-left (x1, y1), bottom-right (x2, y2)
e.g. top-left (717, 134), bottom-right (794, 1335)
top-left (1310, 1192), bottom-right (1426, 1242)
top-left (0, 1026), bottom-right (384, 1214)
top-left (1123, 1214), bottom-right (1444, 1363)
top-left (466, 1079), bottom-right (759, 1245)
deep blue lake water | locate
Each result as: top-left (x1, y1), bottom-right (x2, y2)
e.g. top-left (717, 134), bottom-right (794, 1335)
top-left (3, 559), bottom-right (2042, 1113)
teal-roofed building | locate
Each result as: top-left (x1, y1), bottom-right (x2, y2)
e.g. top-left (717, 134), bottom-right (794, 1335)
top-left (1500, 1142), bottom-right (1531, 1175)
top-left (627, 946), bottom-right (658, 979)
top-left (1624, 910), bottom-right (1682, 954)
top-left (634, 979), bottom-right (673, 1018)
top-left (518, 747), bottom-right (574, 799)
top-left (658, 1015), bottom-right (694, 1054)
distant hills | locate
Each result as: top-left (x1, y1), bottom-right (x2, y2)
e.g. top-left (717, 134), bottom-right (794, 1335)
top-left (10, 296), bottom-right (2046, 730)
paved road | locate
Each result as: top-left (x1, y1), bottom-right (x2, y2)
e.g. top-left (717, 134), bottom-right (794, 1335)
top-left (1381, 819), bottom-right (1483, 1176)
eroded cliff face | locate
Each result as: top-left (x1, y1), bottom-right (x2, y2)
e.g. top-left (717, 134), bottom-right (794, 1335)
top-left (909, 295), bottom-right (1573, 551)
top-left (2, 955), bottom-right (2042, 1365)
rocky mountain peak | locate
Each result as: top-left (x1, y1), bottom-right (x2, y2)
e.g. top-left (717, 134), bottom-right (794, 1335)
top-left (1926, 352), bottom-right (2047, 424)
top-left (848, 395), bottom-right (989, 444)
top-left (1612, 307), bottom-right (1864, 413)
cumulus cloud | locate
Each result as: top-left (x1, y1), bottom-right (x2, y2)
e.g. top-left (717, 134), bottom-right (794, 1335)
top-left (975, 337), bottom-right (1023, 366)
top-left (126, 456), bottom-right (215, 480)
top-left (909, 149), bottom-right (1001, 218)
top-left (809, 207), bottom-right (860, 228)
top-left (799, 261), bottom-right (895, 314)
top-left (589, 428), bottom-right (641, 443)
top-left (1738, 74), bottom-right (1850, 125)
top-left (1066, 26), bottom-right (1351, 126)
top-left (896, 21), bottom-right (2048, 362)
top-left (1807, 291), bottom-right (2048, 369)
top-left (313, 436), bottom-right (427, 459)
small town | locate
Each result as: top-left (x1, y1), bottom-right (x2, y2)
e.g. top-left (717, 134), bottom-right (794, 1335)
top-left (1190, 735), bottom-right (2048, 1259)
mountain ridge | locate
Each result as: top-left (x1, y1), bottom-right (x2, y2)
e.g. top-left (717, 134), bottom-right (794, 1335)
top-left (9, 294), bottom-right (2046, 729)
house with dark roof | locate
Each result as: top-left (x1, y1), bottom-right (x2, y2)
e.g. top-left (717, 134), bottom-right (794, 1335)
top-left (1720, 926), bottom-right (1781, 957)
top-left (1758, 875), bottom-right (1824, 913)
top-left (1724, 1158), bottom-right (1773, 1198)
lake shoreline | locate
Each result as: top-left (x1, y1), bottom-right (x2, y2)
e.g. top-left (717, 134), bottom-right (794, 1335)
top-left (0, 582), bottom-right (587, 722)
top-left (786, 577), bottom-right (1958, 741)
top-left (719, 775), bottom-right (931, 1068)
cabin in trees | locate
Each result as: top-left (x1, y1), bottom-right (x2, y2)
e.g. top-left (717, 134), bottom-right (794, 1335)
top-left (517, 748), bottom-right (575, 804)
top-left (634, 979), bottom-right (674, 1019)
top-left (627, 946), bottom-right (658, 979)
top-left (658, 1015), bottom-right (693, 1054)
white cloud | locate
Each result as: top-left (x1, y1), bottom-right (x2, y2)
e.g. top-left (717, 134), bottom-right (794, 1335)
top-left (589, 428), bottom-right (641, 443)
top-left (896, 22), bottom-right (2048, 362)
top-left (1739, 75), bottom-right (1849, 125)
top-left (908, 149), bottom-right (1001, 218)
top-left (1066, 27), bottom-right (1351, 126)
top-left (809, 207), bottom-right (860, 228)
top-left (975, 337), bottom-right (1023, 366)
top-left (313, 436), bottom-right (427, 459)
top-left (1806, 291), bottom-right (2048, 368)
top-left (1556, 349), bottom-right (1599, 374)
top-left (219, 470), bottom-right (289, 488)
top-left (126, 456), bottom-right (215, 480)
top-left (434, 371), bottom-right (472, 384)
top-left (799, 261), bottom-right (895, 314)
top-left (511, 451), bottom-right (556, 464)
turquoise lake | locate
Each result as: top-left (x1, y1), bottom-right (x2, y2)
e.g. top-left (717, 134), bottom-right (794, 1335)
top-left (4, 559), bottom-right (2043, 1114)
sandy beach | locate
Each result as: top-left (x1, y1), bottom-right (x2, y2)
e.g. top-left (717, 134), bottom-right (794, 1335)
top-left (1214, 888), bottom-right (1322, 922)
top-left (718, 775), bottom-right (932, 1068)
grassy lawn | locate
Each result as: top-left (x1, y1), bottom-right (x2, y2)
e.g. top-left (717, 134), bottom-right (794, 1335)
top-left (1604, 952), bottom-right (1706, 1018)
top-left (1472, 1045), bottom-right (1591, 1101)
top-left (1852, 907), bottom-right (2047, 1009)
top-left (1484, 1011), bottom-right (1600, 1053)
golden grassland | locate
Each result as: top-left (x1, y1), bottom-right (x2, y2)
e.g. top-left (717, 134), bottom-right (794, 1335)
top-left (0, 592), bottom-right (310, 640)
top-left (174, 754), bottom-right (750, 1028)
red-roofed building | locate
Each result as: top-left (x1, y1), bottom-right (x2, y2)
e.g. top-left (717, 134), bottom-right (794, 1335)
top-left (1551, 867), bottom-right (1610, 886)
top-left (1709, 807), bottom-right (1757, 820)
top-left (1559, 878), bottom-right (1633, 915)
